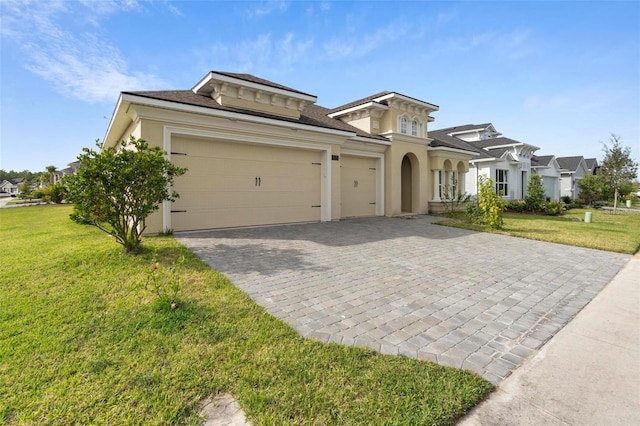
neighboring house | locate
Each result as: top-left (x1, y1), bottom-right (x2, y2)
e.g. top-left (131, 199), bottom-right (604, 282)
top-left (531, 155), bottom-right (561, 201)
top-left (51, 161), bottom-right (82, 185)
top-left (584, 158), bottom-right (599, 175)
top-left (0, 178), bottom-right (24, 195)
top-left (102, 71), bottom-right (477, 233)
top-left (432, 123), bottom-right (539, 200)
top-left (556, 156), bottom-right (589, 199)
top-left (0, 180), bottom-right (17, 194)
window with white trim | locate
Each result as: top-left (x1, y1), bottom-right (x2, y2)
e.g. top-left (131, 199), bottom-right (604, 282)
top-left (411, 119), bottom-right (418, 136)
top-left (400, 116), bottom-right (408, 134)
top-left (437, 170), bottom-right (443, 199)
top-left (495, 169), bottom-right (508, 196)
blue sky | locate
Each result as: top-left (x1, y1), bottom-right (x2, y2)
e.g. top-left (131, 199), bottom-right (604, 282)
top-left (1, 0), bottom-right (639, 172)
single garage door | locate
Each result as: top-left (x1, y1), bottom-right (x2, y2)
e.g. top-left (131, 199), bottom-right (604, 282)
top-left (170, 136), bottom-right (322, 231)
top-left (341, 155), bottom-right (377, 218)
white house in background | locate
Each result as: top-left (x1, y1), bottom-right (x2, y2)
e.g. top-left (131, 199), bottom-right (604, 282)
top-left (431, 123), bottom-right (539, 200)
top-left (531, 155), bottom-right (561, 201)
top-left (557, 156), bottom-right (589, 199)
top-left (0, 178), bottom-right (24, 195)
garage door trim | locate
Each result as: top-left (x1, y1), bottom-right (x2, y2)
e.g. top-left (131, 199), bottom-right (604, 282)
top-left (162, 125), bottom-right (332, 232)
top-left (341, 149), bottom-right (385, 216)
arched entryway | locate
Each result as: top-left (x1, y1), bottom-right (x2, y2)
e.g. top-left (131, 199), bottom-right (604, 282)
top-left (401, 155), bottom-right (413, 212)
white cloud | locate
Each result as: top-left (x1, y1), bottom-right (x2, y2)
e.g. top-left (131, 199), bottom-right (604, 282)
top-left (523, 88), bottom-right (624, 113)
top-left (322, 22), bottom-right (411, 60)
top-left (25, 34), bottom-right (166, 103)
top-left (204, 33), bottom-right (314, 74)
top-left (436, 28), bottom-right (534, 61)
top-left (247, 0), bottom-right (290, 17)
top-left (1, 0), bottom-right (169, 103)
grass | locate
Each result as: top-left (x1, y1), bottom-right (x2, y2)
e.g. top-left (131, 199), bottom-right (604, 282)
top-left (438, 208), bottom-right (640, 254)
top-left (1, 205), bottom-right (493, 425)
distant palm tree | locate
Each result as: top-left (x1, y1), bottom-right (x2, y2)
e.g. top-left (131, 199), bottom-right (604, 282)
top-left (46, 165), bottom-right (57, 185)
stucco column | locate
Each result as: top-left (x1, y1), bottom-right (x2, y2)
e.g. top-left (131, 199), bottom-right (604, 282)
top-left (432, 169), bottom-right (441, 201)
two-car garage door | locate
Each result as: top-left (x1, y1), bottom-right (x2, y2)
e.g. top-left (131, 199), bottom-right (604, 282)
top-left (170, 136), bottom-right (322, 231)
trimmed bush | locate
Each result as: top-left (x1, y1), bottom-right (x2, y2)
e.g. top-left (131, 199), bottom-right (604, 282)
top-left (505, 199), bottom-right (526, 212)
top-left (545, 200), bottom-right (564, 216)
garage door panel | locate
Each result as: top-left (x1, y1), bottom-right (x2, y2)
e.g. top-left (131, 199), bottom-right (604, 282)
top-left (171, 137), bottom-right (321, 231)
top-left (341, 155), bottom-right (377, 218)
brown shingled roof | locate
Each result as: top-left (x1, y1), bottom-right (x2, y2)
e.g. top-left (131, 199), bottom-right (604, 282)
top-left (428, 130), bottom-right (489, 157)
top-left (328, 91), bottom-right (392, 114)
top-left (123, 89), bottom-right (387, 141)
top-left (212, 71), bottom-right (316, 97)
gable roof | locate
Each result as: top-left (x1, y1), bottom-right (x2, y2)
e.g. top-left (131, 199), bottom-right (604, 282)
top-left (556, 156), bottom-right (585, 172)
top-left (329, 91), bottom-right (439, 117)
top-left (469, 136), bottom-right (525, 149)
top-left (328, 91), bottom-right (392, 114)
top-left (531, 155), bottom-right (555, 167)
top-left (584, 158), bottom-right (598, 171)
top-left (428, 130), bottom-right (488, 157)
top-left (435, 123), bottom-right (495, 134)
top-left (196, 71), bottom-right (316, 98)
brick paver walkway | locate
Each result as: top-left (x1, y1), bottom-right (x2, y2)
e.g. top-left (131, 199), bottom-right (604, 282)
top-left (177, 216), bottom-right (629, 384)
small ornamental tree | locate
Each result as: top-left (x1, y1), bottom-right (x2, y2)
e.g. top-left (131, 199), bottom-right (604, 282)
top-left (17, 179), bottom-right (30, 195)
top-left (441, 175), bottom-right (471, 217)
top-left (524, 174), bottom-right (546, 212)
top-left (64, 137), bottom-right (187, 253)
top-left (598, 134), bottom-right (638, 213)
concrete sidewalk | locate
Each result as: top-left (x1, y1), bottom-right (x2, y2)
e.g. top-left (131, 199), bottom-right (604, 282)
top-left (458, 251), bottom-right (640, 426)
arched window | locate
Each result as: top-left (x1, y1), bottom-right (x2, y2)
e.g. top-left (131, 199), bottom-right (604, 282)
top-left (411, 120), bottom-right (418, 136)
top-left (400, 116), bottom-right (408, 134)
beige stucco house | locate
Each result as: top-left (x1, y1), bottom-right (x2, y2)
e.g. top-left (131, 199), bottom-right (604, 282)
top-left (103, 71), bottom-right (477, 233)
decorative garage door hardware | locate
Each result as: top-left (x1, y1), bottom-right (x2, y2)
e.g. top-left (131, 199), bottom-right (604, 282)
top-left (254, 177), bottom-right (262, 186)
top-left (354, 180), bottom-right (359, 188)
top-left (170, 152), bottom-right (187, 156)
top-left (171, 210), bottom-right (187, 213)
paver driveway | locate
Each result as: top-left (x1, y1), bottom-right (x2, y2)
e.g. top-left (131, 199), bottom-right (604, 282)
top-left (177, 216), bottom-right (629, 384)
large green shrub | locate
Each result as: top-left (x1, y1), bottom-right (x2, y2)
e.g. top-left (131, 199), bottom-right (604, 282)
top-left (524, 174), bottom-right (546, 212)
top-left (477, 176), bottom-right (506, 229)
top-left (49, 183), bottom-right (67, 204)
top-left (64, 137), bottom-right (187, 253)
top-left (578, 174), bottom-right (603, 207)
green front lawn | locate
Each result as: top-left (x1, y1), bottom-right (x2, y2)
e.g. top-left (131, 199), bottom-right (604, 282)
top-left (438, 208), bottom-right (640, 254)
top-left (1, 206), bottom-right (493, 425)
